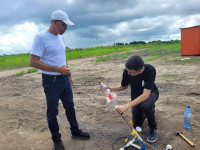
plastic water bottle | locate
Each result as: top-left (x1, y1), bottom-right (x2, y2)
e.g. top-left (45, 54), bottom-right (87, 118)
top-left (99, 81), bottom-right (111, 96)
top-left (183, 106), bottom-right (192, 129)
top-left (99, 81), bottom-right (107, 91)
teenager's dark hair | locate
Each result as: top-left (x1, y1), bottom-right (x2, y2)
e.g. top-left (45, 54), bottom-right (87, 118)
top-left (125, 55), bottom-right (144, 71)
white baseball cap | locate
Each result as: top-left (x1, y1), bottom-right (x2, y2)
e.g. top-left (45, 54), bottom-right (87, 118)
top-left (51, 10), bottom-right (75, 26)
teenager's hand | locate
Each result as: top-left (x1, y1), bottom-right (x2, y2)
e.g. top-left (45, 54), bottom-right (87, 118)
top-left (116, 104), bottom-right (129, 114)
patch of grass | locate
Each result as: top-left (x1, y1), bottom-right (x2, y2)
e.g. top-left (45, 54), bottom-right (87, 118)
top-left (16, 68), bottom-right (38, 76)
top-left (16, 71), bottom-right (26, 76)
top-left (95, 43), bottom-right (181, 62)
top-left (66, 45), bottom-right (140, 60)
top-left (27, 68), bottom-right (38, 73)
top-left (139, 43), bottom-right (181, 56)
top-left (74, 73), bottom-right (96, 81)
top-left (88, 73), bottom-right (96, 76)
top-left (144, 56), bottom-right (160, 62)
top-left (96, 51), bottom-right (133, 62)
top-left (162, 74), bottom-right (178, 79)
top-left (173, 57), bottom-right (200, 64)
top-left (120, 52), bottom-right (133, 59)
top-left (0, 53), bottom-right (30, 71)
top-left (74, 76), bottom-right (87, 81)
top-left (96, 55), bottom-right (113, 62)
top-left (100, 69), bottom-right (113, 75)
top-left (0, 41), bottom-right (181, 70)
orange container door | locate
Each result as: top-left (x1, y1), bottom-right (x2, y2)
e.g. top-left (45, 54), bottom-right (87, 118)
top-left (181, 26), bottom-right (200, 55)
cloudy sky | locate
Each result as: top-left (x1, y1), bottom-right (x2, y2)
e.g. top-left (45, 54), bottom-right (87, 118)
top-left (0, 0), bottom-right (200, 55)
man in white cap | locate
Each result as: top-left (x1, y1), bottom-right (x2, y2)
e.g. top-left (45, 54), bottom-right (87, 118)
top-left (30, 10), bottom-right (90, 143)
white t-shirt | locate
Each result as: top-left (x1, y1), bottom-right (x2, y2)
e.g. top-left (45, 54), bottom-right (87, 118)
top-left (31, 30), bottom-right (66, 75)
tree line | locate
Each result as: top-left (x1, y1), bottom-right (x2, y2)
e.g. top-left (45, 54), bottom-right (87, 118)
top-left (114, 40), bottom-right (180, 45)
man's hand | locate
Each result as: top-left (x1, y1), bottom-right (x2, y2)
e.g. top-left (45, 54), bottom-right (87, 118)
top-left (68, 75), bottom-right (73, 86)
top-left (58, 65), bottom-right (70, 75)
top-left (116, 104), bottom-right (129, 114)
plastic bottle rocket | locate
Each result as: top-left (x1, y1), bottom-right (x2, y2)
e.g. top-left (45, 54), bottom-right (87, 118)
top-left (99, 81), bottom-right (118, 109)
top-left (183, 106), bottom-right (192, 129)
top-left (107, 93), bottom-right (118, 109)
top-left (99, 81), bottom-right (111, 97)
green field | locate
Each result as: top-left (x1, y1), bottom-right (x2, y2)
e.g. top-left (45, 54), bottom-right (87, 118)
top-left (0, 40), bottom-right (199, 71)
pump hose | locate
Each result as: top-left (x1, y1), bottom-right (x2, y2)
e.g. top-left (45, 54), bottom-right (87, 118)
top-left (111, 136), bottom-right (129, 150)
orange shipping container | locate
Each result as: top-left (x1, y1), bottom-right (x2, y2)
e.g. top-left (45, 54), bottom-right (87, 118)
top-left (181, 25), bottom-right (200, 56)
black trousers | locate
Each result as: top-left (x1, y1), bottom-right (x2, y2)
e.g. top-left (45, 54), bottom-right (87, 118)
top-left (131, 92), bottom-right (159, 129)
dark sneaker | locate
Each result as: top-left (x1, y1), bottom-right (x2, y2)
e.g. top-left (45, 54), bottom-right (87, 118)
top-left (54, 140), bottom-right (65, 149)
top-left (147, 128), bottom-right (157, 143)
top-left (72, 129), bottom-right (90, 140)
top-left (52, 137), bottom-right (62, 143)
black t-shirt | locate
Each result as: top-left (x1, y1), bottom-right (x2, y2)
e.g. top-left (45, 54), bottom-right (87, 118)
top-left (121, 64), bottom-right (159, 100)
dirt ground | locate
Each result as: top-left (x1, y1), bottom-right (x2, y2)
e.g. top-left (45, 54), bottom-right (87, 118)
top-left (0, 53), bottom-right (200, 150)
